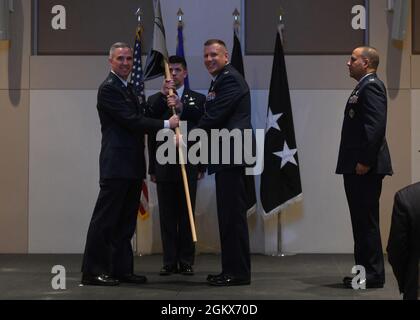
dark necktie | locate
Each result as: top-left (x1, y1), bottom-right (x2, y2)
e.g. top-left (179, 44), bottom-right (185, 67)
top-left (208, 80), bottom-right (215, 94)
top-left (127, 84), bottom-right (136, 99)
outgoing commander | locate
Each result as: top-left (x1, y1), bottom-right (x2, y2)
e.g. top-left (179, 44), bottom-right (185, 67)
top-left (81, 42), bottom-right (179, 286)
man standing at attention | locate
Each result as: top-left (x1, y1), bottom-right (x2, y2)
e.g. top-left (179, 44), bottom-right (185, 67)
top-left (337, 46), bottom-right (393, 289)
top-left (81, 42), bottom-right (179, 286)
top-left (148, 55), bottom-right (206, 276)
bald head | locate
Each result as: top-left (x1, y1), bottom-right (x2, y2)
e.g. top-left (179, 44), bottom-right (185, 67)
top-left (357, 46), bottom-right (380, 71)
top-left (347, 46), bottom-right (380, 81)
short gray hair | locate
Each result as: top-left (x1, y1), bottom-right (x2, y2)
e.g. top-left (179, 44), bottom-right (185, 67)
top-left (109, 42), bottom-right (132, 59)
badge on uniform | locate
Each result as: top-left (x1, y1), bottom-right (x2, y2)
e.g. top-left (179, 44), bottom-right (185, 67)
top-left (348, 95), bottom-right (358, 104)
top-left (207, 91), bottom-right (216, 102)
top-left (188, 96), bottom-right (196, 106)
top-left (349, 109), bottom-right (355, 118)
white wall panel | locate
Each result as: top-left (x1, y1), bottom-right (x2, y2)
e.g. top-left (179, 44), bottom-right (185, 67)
top-left (29, 89), bottom-right (355, 254)
top-left (29, 90), bottom-right (100, 253)
top-left (411, 90), bottom-right (420, 182)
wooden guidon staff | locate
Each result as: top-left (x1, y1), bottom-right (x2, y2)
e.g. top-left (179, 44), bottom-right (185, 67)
top-left (164, 61), bottom-right (197, 243)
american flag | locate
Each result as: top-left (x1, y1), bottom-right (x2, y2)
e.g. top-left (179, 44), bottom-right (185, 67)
top-left (138, 181), bottom-right (149, 221)
top-left (131, 24), bottom-right (150, 221)
top-left (131, 25), bottom-right (146, 104)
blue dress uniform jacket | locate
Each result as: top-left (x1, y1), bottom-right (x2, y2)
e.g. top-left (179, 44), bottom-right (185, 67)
top-left (197, 64), bottom-right (256, 175)
top-left (98, 72), bottom-right (164, 179)
top-left (336, 73), bottom-right (392, 175)
top-left (147, 88), bottom-right (206, 182)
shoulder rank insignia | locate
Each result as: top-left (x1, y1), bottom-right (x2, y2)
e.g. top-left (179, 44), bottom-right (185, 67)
top-left (348, 94), bottom-right (358, 104)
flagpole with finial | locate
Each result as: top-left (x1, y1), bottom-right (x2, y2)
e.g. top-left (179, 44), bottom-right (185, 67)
top-left (135, 7), bottom-right (141, 24)
top-left (278, 7), bottom-right (285, 45)
top-left (177, 8), bottom-right (184, 27)
top-left (162, 9), bottom-right (198, 243)
top-left (135, 8), bottom-right (143, 62)
top-left (176, 8), bottom-right (190, 89)
top-left (233, 8), bottom-right (240, 36)
top-left (275, 7), bottom-right (292, 258)
top-left (133, 7), bottom-right (143, 256)
top-left (231, 8), bottom-right (246, 77)
top-left (145, 0), bottom-right (197, 242)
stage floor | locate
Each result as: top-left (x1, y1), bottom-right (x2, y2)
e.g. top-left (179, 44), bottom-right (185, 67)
top-left (0, 254), bottom-right (401, 300)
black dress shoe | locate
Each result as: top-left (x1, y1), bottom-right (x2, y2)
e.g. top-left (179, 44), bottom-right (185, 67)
top-left (366, 280), bottom-right (384, 289)
top-left (206, 273), bottom-right (224, 282)
top-left (343, 276), bottom-right (354, 288)
top-left (343, 276), bottom-right (384, 289)
top-left (208, 274), bottom-right (250, 286)
top-left (179, 263), bottom-right (194, 276)
top-left (159, 265), bottom-right (178, 276)
top-left (81, 274), bottom-right (119, 286)
top-left (116, 274), bottom-right (147, 284)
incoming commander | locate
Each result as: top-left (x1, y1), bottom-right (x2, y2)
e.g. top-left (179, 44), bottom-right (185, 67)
top-left (198, 39), bottom-right (255, 286)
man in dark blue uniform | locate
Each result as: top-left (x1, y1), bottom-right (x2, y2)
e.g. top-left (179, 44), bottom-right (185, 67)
top-left (199, 39), bottom-right (254, 286)
top-left (336, 46), bottom-right (393, 289)
top-left (148, 55), bottom-right (205, 276)
top-left (81, 42), bottom-right (179, 286)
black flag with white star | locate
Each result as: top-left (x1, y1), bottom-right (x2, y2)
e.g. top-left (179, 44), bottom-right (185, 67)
top-left (260, 29), bottom-right (302, 216)
top-left (144, 0), bottom-right (168, 81)
top-left (230, 27), bottom-right (257, 217)
top-left (231, 29), bottom-right (245, 76)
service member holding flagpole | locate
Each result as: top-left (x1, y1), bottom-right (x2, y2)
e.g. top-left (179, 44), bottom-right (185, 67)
top-left (144, 0), bottom-right (198, 245)
top-left (199, 39), bottom-right (254, 286)
top-left (81, 41), bottom-right (179, 286)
